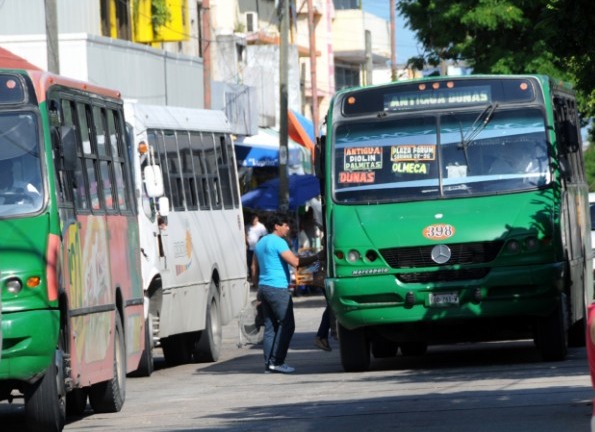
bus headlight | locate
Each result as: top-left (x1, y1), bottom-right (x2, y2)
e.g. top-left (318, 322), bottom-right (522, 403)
top-left (6, 278), bottom-right (23, 294)
top-left (347, 250), bottom-right (360, 262)
top-left (525, 236), bottom-right (539, 250)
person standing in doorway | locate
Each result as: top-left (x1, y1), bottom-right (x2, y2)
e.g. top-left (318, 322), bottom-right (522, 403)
top-left (245, 213), bottom-right (267, 282)
top-left (251, 212), bottom-right (321, 374)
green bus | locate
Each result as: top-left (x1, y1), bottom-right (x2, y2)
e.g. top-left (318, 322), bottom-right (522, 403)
top-left (319, 75), bottom-right (593, 372)
top-left (0, 70), bottom-right (145, 430)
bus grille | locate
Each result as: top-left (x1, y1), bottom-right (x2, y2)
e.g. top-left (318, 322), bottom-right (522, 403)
top-left (396, 268), bottom-right (491, 283)
top-left (379, 241), bottom-right (504, 268)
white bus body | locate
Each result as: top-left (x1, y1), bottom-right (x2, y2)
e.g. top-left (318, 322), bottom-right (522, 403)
top-left (125, 102), bottom-right (249, 372)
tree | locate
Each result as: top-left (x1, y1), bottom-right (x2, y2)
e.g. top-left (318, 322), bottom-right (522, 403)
top-left (398, 0), bottom-right (595, 183)
top-left (398, 0), bottom-right (564, 75)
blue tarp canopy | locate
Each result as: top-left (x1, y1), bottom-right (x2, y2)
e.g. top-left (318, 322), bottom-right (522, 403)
top-left (234, 128), bottom-right (311, 173)
top-left (241, 174), bottom-right (320, 211)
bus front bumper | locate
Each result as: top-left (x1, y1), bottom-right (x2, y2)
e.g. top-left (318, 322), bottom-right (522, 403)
top-left (0, 309), bottom-right (59, 382)
top-left (327, 262), bottom-right (565, 331)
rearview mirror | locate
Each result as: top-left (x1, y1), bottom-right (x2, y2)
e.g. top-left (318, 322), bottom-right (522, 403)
top-left (143, 165), bottom-right (165, 198)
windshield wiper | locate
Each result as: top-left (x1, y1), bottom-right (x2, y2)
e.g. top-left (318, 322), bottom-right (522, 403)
top-left (457, 103), bottom-right (499, 173)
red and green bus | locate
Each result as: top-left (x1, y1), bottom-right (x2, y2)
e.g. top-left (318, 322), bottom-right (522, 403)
top-left (319, 75), bottom-right (593, 371)
top-left (0, 70), bottom-right (144, 430)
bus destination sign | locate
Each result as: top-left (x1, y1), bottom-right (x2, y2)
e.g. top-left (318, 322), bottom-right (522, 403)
top-left (384, 85), bottom-right (492, 111)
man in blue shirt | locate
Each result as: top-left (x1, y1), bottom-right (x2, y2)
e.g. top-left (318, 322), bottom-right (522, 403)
top-left (251, 213), bottom-right (321, 373)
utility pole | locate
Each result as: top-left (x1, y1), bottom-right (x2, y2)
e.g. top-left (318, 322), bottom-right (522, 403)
top-left (390, 0), bottom-right (397, 81)
top-left (365, 30), bottom-right (372, 86)
top-left (278, 0), bottom-right (289, 213)
top-left (307, 0), bottom-right (319, 146)
top-left (202, 0), bottom-right (212, 109)
top-left (45, 0), bottom-right (60, 73)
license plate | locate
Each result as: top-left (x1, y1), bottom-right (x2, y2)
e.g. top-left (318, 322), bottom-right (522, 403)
top-left (429, 292), bottom-right (459, 307)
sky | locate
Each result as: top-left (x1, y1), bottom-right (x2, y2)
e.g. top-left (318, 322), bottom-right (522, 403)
top-left (361, 0), bottom-right (422, 64)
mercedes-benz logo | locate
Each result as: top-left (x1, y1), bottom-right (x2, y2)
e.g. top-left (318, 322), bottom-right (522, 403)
top-left (431, 244), bottom-right (451, 264)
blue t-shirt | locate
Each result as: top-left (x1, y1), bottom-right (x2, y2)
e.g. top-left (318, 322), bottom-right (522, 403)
top-left (254, 233), bottom-right (291, 288)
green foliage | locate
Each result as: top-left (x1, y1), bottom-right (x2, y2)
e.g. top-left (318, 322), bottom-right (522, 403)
top-left (397, 0), bottom-right (595, 183)
top-left (151, 0), bottom-right (171, 30)
top-left (584, 145), bottom-right (595, 191)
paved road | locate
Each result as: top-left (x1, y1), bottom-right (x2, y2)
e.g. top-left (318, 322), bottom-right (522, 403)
top-left (2, 292), bottom-right (594, 431)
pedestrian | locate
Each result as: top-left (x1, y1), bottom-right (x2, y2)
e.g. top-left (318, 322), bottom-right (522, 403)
top-left (251, 212), bottom-right (322, 373)
top-left (314, 305), bottom-right (332, 351)
top-left (245, 213), bottom-right (267, 281)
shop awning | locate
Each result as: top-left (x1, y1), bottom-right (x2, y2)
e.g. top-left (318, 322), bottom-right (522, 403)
top-left (235, 128), bottom-right (312, 173)
top-left (288, 109), bottom-right (315, 154)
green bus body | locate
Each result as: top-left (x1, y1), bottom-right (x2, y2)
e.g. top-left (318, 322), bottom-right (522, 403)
top-left (0, 70), bottom-right (144, 430)
top-left (322, 75), bottom-right (593, 371)
top-left (0, 217), bottom-right (59, 380)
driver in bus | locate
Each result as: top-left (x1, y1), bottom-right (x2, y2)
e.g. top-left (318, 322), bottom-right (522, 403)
top-left (0, 158), bottom-right (40, 204)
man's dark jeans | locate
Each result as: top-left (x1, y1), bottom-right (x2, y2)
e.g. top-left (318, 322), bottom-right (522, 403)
top-left (257, 285), bottom-right (295, 367)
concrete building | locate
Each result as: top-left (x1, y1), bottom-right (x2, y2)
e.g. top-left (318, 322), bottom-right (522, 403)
top-left (0, 0), bottom-right (396, 150)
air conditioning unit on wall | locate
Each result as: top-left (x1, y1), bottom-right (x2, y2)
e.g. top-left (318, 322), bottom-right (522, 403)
top-left (244, 11), bottom-right (258, 33)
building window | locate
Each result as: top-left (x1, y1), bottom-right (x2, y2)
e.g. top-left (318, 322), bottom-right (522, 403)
top-left (335, 64), bottom-right (360, 91)
top-left (333, 0), bottom-right (361, 10)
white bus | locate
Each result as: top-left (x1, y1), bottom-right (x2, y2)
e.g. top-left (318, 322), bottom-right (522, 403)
top-left (124, 102), bottom-right (249, 374)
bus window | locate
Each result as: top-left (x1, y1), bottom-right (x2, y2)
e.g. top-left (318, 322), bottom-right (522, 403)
top-left (215, 133), bottom-right (234, 209)
top-left (163, 131), bottom-right (183, 211)
top-left (191, 132), bottom-right (210, 210)
top-left (178, 131), bottom-right (198, 210)
top-left (203, 133), bottom-right (221, 209)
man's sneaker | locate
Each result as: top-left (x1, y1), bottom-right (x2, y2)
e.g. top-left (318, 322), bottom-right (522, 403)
top-left (314, 337), bottom-right (332, 352)
top-left (268, 363), bottom-right (295, 374)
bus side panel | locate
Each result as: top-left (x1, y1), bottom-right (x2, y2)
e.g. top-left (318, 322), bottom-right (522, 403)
top-left (65, 215), bottom-right (115, 386)
top-left (107, 215), bottom-right (145, 373)
top-left (158, 211), bottom-right (209, 338)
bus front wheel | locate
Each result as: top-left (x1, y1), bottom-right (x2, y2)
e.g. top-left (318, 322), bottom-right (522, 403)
top-left (338, 324), bottom-right (370, 372)
top-left (25, 346), bottom-right (66, 432)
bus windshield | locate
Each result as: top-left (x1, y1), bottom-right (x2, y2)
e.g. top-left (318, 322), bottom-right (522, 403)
top-left (0, 112), bottom-right (43, 215)
top-left (333, 106), bottom-right (550, 203)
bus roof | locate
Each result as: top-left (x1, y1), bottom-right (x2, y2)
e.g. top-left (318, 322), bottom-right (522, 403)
top-left (124, 101), bottom-right (231, 133)
top-left (0, 68), bottom-right (122, 103)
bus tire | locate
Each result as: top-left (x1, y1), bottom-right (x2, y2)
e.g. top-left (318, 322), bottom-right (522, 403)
top-left (25, 347), bottom-right (66, 432)
top-left (89, 310), bottom-right (126, 413)
top-left (535, 294), bottom-right (568, 361)
top-left (338, 324), bottom-right (370, 372)
top-left (131, 317), bottom-right (154, 377)
top-left (195, 282), bottom-right (222, 362)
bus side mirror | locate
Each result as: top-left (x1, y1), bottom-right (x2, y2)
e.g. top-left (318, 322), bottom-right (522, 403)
top-left (158, 196), bottom-right (170, 217)
top-left (143, 165), bottom-right (165, 198)
top-left (315, 135), bottom-right (326, 180)
top-left (61, 126), bottom-right (77, 171)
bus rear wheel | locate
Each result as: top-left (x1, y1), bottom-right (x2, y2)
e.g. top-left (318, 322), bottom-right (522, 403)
top-left (131, 317), bottom-right (154, 377)
top-left (338, 324), bottom-right (370, 372)
top-left (25, 347), bottom-right (66, 432)
top-left (89, 310), bottom-right (126, 413)
top-left (194, 282), bottom-right (222, 362)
